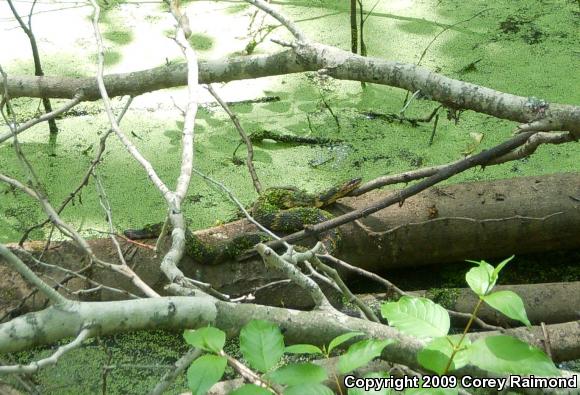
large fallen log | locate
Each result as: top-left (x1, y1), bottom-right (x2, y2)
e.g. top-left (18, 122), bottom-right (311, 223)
top-left (2, 173), bottom-right (579, 310)
top-left (334, 172), bottom-right (580, 272)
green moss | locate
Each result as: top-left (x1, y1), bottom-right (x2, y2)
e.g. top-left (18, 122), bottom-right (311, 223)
top-left (104, 30), bottom-right (134, 45)
top-left (188, 33), bottom-right (214, 51)
top-left (90, 50), bottom-right (122, 66)
top-left (426, 288), bottom-right (461, 310)
top-left (223, 233), bottom-right (271, 259)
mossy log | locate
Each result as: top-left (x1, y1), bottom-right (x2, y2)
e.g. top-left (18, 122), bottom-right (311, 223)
top-left (2, 173), bottom-right (579, 313)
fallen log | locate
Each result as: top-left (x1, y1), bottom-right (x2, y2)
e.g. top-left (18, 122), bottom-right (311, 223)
top-left (334, 172), bottom-right (580, 272)
top-left (357, 281), bottom-right (580, 327)
top-left (2, 173), bottom-right (578, 312)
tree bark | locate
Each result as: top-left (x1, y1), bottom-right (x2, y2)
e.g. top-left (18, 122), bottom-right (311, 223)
top-left (334, 172), bottom-right (580, 272)
top-left (2, 173), bottom-right (578, 313)
top-left (0, 296), bottom-right (578, 369)
top-left (2, 44), bottom-right (579, 135)
top-left (358, 281), bottom-right (580, 327)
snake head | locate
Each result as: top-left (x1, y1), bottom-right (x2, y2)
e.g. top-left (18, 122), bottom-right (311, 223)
top-left (315, 177), bottom-right (362, 207)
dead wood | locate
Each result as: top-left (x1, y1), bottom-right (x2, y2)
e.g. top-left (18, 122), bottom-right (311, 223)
top-left (1, 173), bottom-right (578, 316)
top-left (358, 281), bottom-right (580, 327)
top-left (334, 172), bottom-right (580, 272)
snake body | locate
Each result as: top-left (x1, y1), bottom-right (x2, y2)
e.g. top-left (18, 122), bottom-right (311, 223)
top-left (124, 178), bottom-right (361, 264)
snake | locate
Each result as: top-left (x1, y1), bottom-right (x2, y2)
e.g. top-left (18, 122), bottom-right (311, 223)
top-left (124, 178), bottom-right (361, 264)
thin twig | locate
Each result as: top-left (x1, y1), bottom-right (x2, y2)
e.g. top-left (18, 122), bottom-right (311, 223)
top-left (148, 348), bottom-right (203, 395)
top-left (6, 0), bottom-right (58, 136)
top-left (0, 328), bottom-right (93, 374)
top-left (0, 92), bottom-right (83, 144)
top-left (243, 0), bottom-right (307, 42)
top-left (0, 243), bottom-right (67, 304)
top-left (254, 131), bottom-right (536, 252)
top-left (19, 96), bottom-right (133, 245)
top-left (205, 84), bottom-right (262, 193)
top-left (403, 7), bottom-right (490, 104)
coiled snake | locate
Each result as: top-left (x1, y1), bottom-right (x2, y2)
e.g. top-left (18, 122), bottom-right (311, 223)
top-left (124, 178), bottom-right (361, 264)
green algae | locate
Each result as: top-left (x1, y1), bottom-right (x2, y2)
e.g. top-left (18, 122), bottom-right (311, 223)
top-left (1, 0), bottom-right (578, 241)
top-left (6, 330), bottom-right (190, 394)
top-left (0, 1), bottom-right (579, 391)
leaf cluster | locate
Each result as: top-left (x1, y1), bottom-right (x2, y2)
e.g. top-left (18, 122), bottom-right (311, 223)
top-left (183, 257), bottom-right (560, 394)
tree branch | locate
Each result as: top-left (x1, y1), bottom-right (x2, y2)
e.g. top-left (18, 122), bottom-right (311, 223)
top-left (0, 243), bottom-right (67, 304)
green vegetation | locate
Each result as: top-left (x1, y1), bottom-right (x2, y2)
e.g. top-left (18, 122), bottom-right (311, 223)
top-left (8, 330), bottom-right (189, 394)
top-left (1, 0), bottom-right (577, 245)
top-left (179, 258), bottom-right (560, 394)
top-left (189, 33), bottom-right (214, 51)
top-left (1, 0), bottom-right (578, 392)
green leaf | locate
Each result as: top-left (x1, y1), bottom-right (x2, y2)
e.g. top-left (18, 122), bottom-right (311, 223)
top-left (492, 255), bottom-right (514, 279)
top-left (465, 260), bottom-right (495, 296)
top-left (186, 355), bottom-right (226, 395)
top-left (338, 339), bottom-right (394, 374)
top-left (229, 384), bottom-right (272, 395)
top-left (483, 290), bottom-right (531, 327)
top-left (183, 327), bottom-right (226, 353)
top-left (268, 363), bottom-right (327, 386)
top-left (417, 335), bottom-right (471, 374)
top-left (240, 320), bottom-right (284, 372)
top-left (328, 332), bottom-right (365, 354)
top-left (348, 372), bottom-right (391, 395)
top-left (467, 335), bottom-right (560, 376)
top-left (381, 297), bottom-right (450, 338)
top-left (285, 344), bottom-right (324, 355)
top-left (284, 383), bottom-right (334, 395)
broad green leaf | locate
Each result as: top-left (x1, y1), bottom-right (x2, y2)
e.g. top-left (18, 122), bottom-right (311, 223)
top-left (483, 290), bottom-right (531, 327)
top-left (183, 327), bottom-right (226, 353)
top-left (492, 255), bottom-right (514, 279)
top-left (467, 335), bottom-right (560, 376)
top-left (465, 260), bottom-right (494, 296)
top-left (338, 339), bottom-right (394, 374)
top-left (267, 363), bottom-right (327, 386)
top-left (229, 384), bottom-right (272, 395)
top-left (240, 320), bottom-right (284, 372)
top-left (347, 372), bottom-right (391, 395)
top-left (381, 297), bottom-right (450, 338)
top-left (328, 332), bottom-right (365, 354)
top-left (284, 383), bottom-right (334, 395)
top-left (186, 355), bottom-right (226, 395)
top-left (285, 344), bottom-right (324, 355)
top-left (417, 335), bottom-right (471, 374)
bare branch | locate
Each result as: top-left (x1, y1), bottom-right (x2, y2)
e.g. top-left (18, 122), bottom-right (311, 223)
top-left (148, 348), bottom-right (203, 395)
top-left (191, 167), bottom-right (285, 244)
top-left (205, 84), bottom-right (263, 194)
top-left (244, 0), bottom-right (307, 42)
top-left (19, 95), bottom-right (132, 245)
top-left (256, 242), bottom-right (335, 310)
top-left (489, 131), bottom-right (576, 164)
top-left (0, 92), bottom-right (83, 144)
top-left (0, 327), bottom-right (93, 374)
top-left (257, 131), bottom-right (536, 252)
top-left (0, 243), bottom-right (67, 304)
top-left (88, 2), bottom-right (171, 199)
